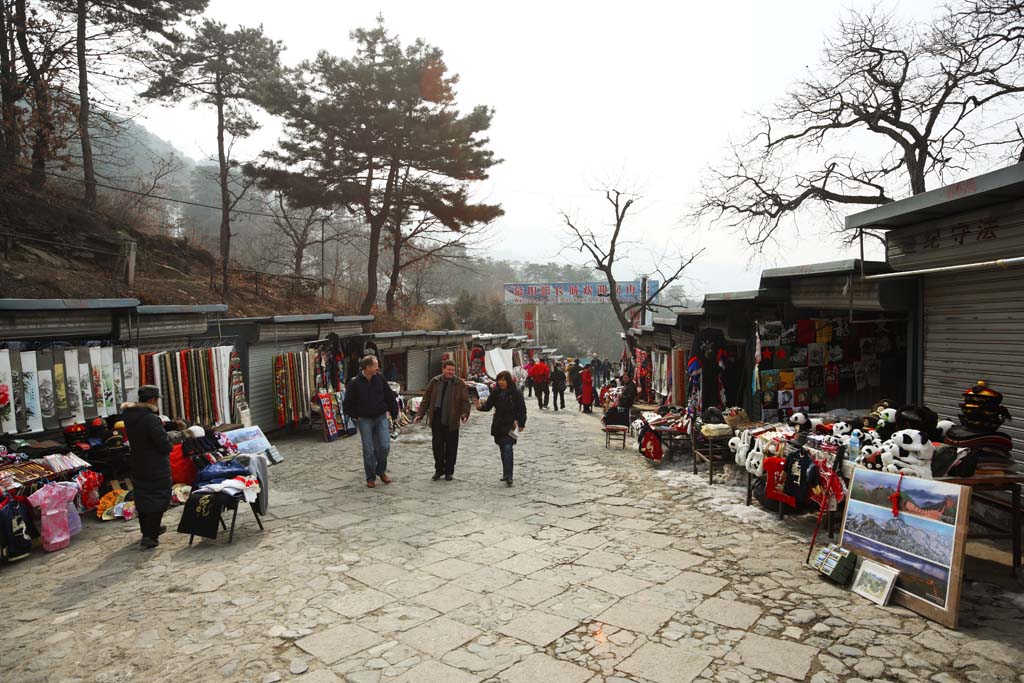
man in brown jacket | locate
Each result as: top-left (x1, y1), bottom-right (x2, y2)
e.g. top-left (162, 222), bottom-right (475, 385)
top-left (414, 359), bottom-right (471, 481)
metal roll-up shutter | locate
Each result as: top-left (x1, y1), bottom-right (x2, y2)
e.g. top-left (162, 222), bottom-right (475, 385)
top-left (923, 267), bottom-right (1024, 463)
top-left (248, 341), bottom-right (307, 433)
top-left (407, 349), bottom-right (429, 392)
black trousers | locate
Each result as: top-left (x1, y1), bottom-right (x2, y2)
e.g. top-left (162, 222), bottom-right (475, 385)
top-left (535, 382), bottom-right (549, 409)
top-left (137, 510), bottom-right (165, 540)
top-left (552, 387), bottom-right (565, 410)
top-left (431, 419), bottom-right (460, 476)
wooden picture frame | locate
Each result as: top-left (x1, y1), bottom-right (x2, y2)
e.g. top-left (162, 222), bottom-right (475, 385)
top-left (852, 559), bottom-right (899, 606)
top-left (839, 468), bottom-right (972, 629)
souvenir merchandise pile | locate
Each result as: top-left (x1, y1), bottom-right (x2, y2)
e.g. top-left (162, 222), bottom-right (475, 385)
top-left (138, 346), bottom-right (242, 426)
top-left (942, 381), bottom-right (1018, 476)
top-left (753, 318), bottom-right (907, 422)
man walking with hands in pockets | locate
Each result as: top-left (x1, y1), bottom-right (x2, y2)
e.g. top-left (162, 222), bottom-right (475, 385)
top-left (343, 355), bottom-right (399, 488)
top-left (415, 359), bottom-right (471, 481)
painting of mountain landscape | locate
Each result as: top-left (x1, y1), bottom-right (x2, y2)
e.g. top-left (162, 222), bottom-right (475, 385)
top-left (840, 469), bottom-right (970, 627)
top-left (850, 469), bottom-right (960, 524)
top-left (842, 500), bottom-right (952, 607)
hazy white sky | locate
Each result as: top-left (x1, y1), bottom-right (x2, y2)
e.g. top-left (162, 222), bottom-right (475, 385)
top-left (140, 0), bottom-right (945, 298)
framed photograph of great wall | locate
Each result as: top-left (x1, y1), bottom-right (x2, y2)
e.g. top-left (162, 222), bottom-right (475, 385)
top-left (839, 469), bottom-right (972, 629)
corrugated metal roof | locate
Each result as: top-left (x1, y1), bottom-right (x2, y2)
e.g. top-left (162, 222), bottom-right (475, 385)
top-left (334, 315), bottom-right (375, 323)
top-left (0, 298), bottom-right (139, 310)
top-left (703, 288), bottom-right (787, 303)
top-left (759, 259), bottom-right (889, 281)
top-left (136, 304), bottom-right (228, 314)
top-left (223, 313), bottom-right (335, 324)
top-left (846, 162), bottom-right (1024, 230)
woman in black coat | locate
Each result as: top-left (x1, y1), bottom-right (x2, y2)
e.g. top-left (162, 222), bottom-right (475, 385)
top-left (122, 385), bottom-right (184, 548)
top-left (477, 370), bottom-right (527, 486)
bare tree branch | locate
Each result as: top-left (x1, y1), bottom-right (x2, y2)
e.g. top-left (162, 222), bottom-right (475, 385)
top-left (694, 1), bottom-right (1024, 250)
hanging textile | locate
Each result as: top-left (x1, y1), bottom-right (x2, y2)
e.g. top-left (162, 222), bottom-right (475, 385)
top-left (273, 351), bottom-right (314, 428)
top-left (134, 346), bottom-right (236, 426)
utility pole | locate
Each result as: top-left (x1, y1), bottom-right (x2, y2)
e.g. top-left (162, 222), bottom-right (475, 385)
top-left (640, 274), bottom-right (649, 326)
top-left (320, 218), bottom-right (327, 302)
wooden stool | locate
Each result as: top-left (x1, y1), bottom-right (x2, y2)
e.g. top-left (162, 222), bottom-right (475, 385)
top-left (604, 425), bottom-right (628, 449)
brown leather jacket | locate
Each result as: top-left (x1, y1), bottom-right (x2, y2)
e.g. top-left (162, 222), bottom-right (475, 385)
top-left (418, 375), bottom-right (471, 429)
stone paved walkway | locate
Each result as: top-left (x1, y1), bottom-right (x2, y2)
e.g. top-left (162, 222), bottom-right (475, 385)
top-left (2, 407), bottom-right (1022, 683)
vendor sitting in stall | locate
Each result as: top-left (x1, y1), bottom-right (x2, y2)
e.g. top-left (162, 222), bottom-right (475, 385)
top-left (602, 373), bottom-right (637, 427)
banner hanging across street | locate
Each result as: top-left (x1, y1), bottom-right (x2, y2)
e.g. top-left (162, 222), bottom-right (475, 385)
top-left (503, 280), bottom-right (658, 305)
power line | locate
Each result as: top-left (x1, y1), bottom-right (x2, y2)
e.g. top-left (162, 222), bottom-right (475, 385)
top-left (8, 162), bottom-right (288, 220)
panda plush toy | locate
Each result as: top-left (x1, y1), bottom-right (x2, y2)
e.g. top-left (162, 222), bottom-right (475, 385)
top-left (856, 443), bottom-right (885, 470)
top-left (883, 429), bottom-right (936, 478)
top-left (935, 419), bottom-right (956, 441)
top-left (832, 422), bottom-right (853, 439)
top-left (876, 408), bottom-right (899, 441)
top-left (790, 411), bottom-right (822, 434)
top-left (730, 430), bottom-right (752, 467)
top-left (745, 439), bottom-right (766, 478)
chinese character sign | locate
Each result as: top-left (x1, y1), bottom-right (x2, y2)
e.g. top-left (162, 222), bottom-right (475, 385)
top-left (503, 281), bottom-right (658, 305)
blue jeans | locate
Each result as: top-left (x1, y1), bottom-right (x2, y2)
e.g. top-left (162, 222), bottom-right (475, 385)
top-left (357, 414), bottom-right (391, 482)
top-left (499, 440), bottom-right (514, 481)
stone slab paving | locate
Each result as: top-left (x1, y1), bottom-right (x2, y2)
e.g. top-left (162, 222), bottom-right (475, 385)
top-left (0, 407), bottom-right (1022, 682)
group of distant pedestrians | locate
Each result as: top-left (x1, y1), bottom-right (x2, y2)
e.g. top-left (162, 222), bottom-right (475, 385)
top-left (341, 354), bottom-right (627, 491)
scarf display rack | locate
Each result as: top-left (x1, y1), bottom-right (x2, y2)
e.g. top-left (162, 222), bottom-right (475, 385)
top-left (138, 346), bottom-right (241, 426)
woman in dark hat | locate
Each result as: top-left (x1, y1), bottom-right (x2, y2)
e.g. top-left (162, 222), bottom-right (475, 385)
top-left (121, 385), bottom-right (184, 549)
top-left (476, 370), bottom-right (527, 486)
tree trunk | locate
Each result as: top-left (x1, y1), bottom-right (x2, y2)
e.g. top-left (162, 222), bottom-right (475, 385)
top-left (603, 271), bottom-right (634, 348)
top-left (293, 244), bottom-right (304, 279)
top-left (385, 225), bottom-right (402, 314)
top-left (908, 151), bottom-right (927, 195)
top-left (359, 218), bottom-right (383, 315)
top-left (76, 0), bottom-right (96, 209)
top-left (0, 9), bottom-right (18, 166)
top-left (14, 0), bottom-right (45, 188)
top-left (215, 85), bottom-right (231, 300)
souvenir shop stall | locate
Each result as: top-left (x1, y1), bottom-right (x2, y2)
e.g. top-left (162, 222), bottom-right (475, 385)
top-left (846, 162), bottom-right (1024, 566)
top-left (724, 377), bottom-right (1019, 627)
top-left (427, 330), bottom-right (476, 382)
top-left (371, 329), bottom-right (474, 395)
top-left (1, 299), bottom-right (274, 562)
top-left (469, 334), bottom-right (509, 380)
top-left (217, 314), bottom-right (373, 434)
top-left (753, 260), bottom-right (915, 424)
top-left (629, 315), bottom-right (694, 407)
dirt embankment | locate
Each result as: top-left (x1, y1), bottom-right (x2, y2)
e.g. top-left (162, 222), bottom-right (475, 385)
top-left (0, 182), bottom-right (351, 317)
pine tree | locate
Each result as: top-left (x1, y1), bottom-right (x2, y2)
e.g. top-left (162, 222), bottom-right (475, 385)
top-left (255, 18), bottom-right (502, 315)
top-left (143, 19), bottom-right (283, 300)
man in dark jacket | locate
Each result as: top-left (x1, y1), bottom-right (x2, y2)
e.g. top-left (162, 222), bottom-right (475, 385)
top-left (550, 362), bottom-right (567, 411)
top-left (415, 360), bottom-right (471, 481)
top-left (568, 360), bottom-right (582, 397)
top-left (122, 385), bottom-right (184, 549)
top-left (343, 356), bottom-right (400, 488)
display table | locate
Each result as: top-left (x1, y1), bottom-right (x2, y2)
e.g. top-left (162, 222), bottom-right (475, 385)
top-left (651, 425), bottom-right (691, 461)
top-left (941, 474), bottom-right (1022, 576)
top-left (178, 489), bottom-right (265, 545)
top-left (691, 432), bottom-right (733, 484)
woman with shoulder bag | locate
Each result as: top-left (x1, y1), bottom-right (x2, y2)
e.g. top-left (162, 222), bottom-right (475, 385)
top-left (477, 370), bottom-right (527, 487)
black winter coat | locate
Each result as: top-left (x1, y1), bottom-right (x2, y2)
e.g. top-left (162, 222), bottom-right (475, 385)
top-left (122, 402), bottom-right (177, 513)
top-left (479, 387), bottom-right (527, 444)
top-left (619, 381), bottom-right (637, 410)
top-left (550, 368), bottom-right (567, 390)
